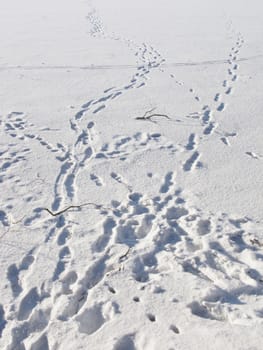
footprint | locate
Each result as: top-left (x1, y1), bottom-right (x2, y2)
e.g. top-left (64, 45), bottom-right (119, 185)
top-left (20, 254), bottom-right (35, 270)
top-left (185, 134), bottom-right (197, 151)
top-left (17, 287), bottom-right (40, 321)
top-left (225, 87), bottom-right (232, 95)
top-left (111, 172), bottom-right (132, 192)
top-left (60, 253), bottom-right (109, 319)
top-left (170, 324), bottom-right (180, 334)
top-left (81, 99), bottom-right (94, 109)
top-left (53, 246), bottom-right (71, 281)
top-left (132, 257), bottom-right (149, 282)
top-left (183, 152), bottom-right (200, 172)
top-left (93, 94), bottom-right (113, 105)
top-left (246, 151), bottom-right (260, 160)
top-left (214, 93), bottom-right (221, 102)
top-left (30, 334), bottom-right (49, 350)
top-left (93, 104), bottom-right (106, 114)
top-left (113, 334), bottom-right (136, 350)
top-left (136, 214), bottom-right (155, 238)
top-left (217, 103), bottom-right (225, 112)
top-left (116, 220), bottom-right (138, 247)
top-left (221, 137), bottom-right (230, 146)
top-left (93, 217), bottom-right (117, 252)
top-left (202, 109), bottom-right (212, 124)
top-left (90, 173), bottom-right (103, 186)
top-left (9, 323), bottom-right (29, 350)
top-left (107, 285), bottom-right (116, 294)
top-left (57, 227), bottom-right (71, 246)
top-left (188, 301), bottom-right (213, 320)
top-left (76, 304), bottom-right (105, 334)
top-left (160, 172), bottom-right (175, 193)
top-left (166, 206), bottom-right (189, 221)
top-left (133, 296), bottom-right (140, 302)
top-left (203, 122), bottom-right (216, 135)
top-left (0, 304), bottom-right (7, 337)
top-left (197, 219), bottom-right (211, 235)
top-left (0, 210), bottom-right (9, 226)
top-left (60, 270), bottom-right (78, 295)
top-left (147, 313), bottom-right (156, 322)
top-left (7, 264), bottom-right (22, 297)
top-left (111, 91), bottom-right (122, 99)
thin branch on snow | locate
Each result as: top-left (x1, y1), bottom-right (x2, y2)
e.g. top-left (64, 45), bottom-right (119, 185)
top-left (43, 202), bottom-right (105, 217)
top-left (135, 108), bottom-right (171, 123)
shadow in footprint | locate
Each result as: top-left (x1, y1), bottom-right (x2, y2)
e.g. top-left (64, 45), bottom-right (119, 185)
top-left (7, 264), bottom-right (22, 297)
top-left (160, 172), bottom-right (174, 193)
top-left (57, 228), bottom-right (71, 246)
top-left (76, 304), bottom-right (105, 335)
top-left (53, 246), bottom-right (71, 281)
top-left (0, 210), bottom-right (8, 226)
top-left (17, 287), bottom-right (40, 321)
top-left (93, 217), bottom-right (116, 252)
top-left (0, 304), bottom-right (7, 337)
top-left (188, 301), bottom-right (214, 320)
top-left (197, 219), bottom-right (211, 235)
top-left (170, 324), bottom-right (180, 334)
top-left (147, 313), bottom-right (156, 322)
top-left (30, 334), bottom-right (49, 350)
top-left (113, 334), bottom-right (136, 350)
top-left (185, 134), bottom-right (196, 151)
top-left (132, 257), bottom-right (149, 282)
top-left (183, 152), bottom-right (199, 171)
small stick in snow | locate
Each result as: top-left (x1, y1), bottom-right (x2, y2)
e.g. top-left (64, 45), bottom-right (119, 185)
top-left (250, 238), bottom-right (263, 247)
top-left (135, 108), bottom-right (171, 123)
top-left (118, 247), bottom-right (131, 262)
top-left (44, 202), bottom-right (104, 217)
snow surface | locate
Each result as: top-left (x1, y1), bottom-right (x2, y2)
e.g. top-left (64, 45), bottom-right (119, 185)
top-left (1, 0), bottom-right (263, 349)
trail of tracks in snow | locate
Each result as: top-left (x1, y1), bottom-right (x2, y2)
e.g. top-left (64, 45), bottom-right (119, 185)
top-left (179, 29), bottom-right (245, 172)
top-left (1, 6), bottom-right (263, 350)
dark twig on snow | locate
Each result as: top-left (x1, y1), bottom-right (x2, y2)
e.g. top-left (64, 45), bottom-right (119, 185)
top-left (43, 202), bottom-right (104, 217)
top-left (135, 108), bottom-right (171, 123)
top-left (250, 238), bottom-right (263, 247)
top-left (118, 247), bottom-right (131, 262)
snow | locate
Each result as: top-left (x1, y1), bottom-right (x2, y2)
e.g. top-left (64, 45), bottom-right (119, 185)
top-left (1, 0), bottom-right (263, 349)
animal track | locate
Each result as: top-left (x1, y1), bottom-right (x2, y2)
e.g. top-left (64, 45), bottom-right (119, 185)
top-left (183, 152), bottom-right (200, 172)
top-left (214, 93), bottom-right (221, 102)
top-left (183, 30), bottom-right (244, 164)
top-left (73, 13), bottom-right (166, 125)
top-left (170, 324), bottom-right (180, 334)
top-left (2, 113), bottom-right (65, 157)
top-left (217, 102), bottom-right (225, 112)
top-left (1, 9), bottom-right (258, 350)
top-left (246, 151), bottom-right (261, 160)
top-left (160, 171), bottom-right (175, 193)
top-left (90, 173), bottom-right (103, 186)
top-left (185, 133), bottom-right (197, 151)
top-left (147, 313), bottom-right (156, 322)
top-left (96, 132), bottom-right (176, 161)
